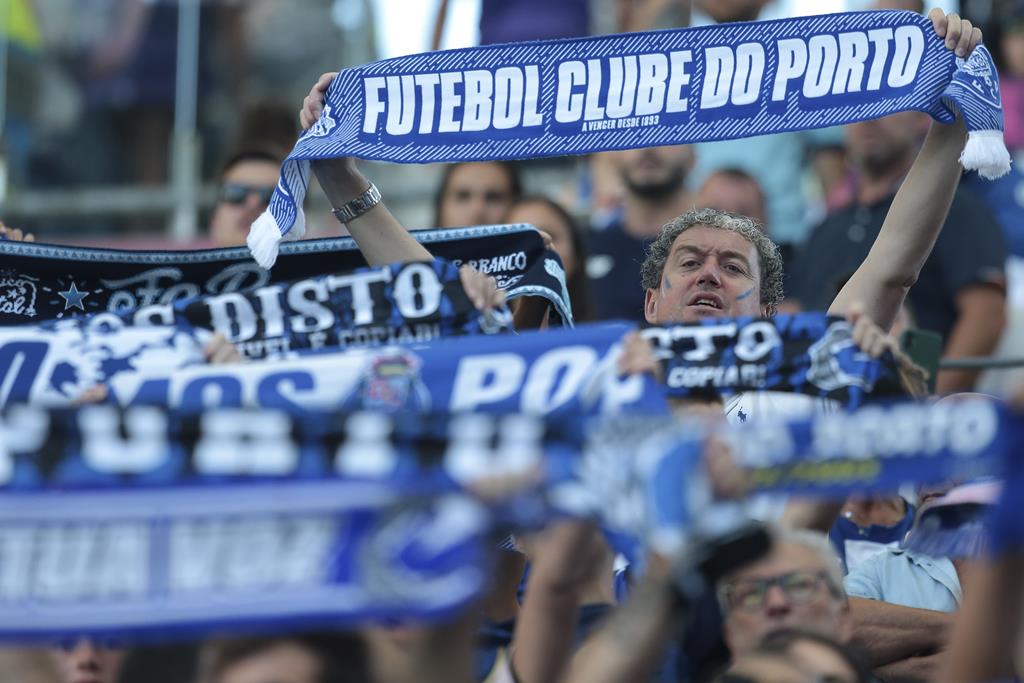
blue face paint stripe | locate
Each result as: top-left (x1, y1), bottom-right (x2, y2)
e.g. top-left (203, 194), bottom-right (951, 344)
top-left (736, 287), bottom-right (754, 301)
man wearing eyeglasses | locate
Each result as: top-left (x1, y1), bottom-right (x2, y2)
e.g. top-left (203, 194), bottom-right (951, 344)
top-left (719, 528), bottom-right (954, 682)
top-left (719, 528), bottom-right (852, 659)
top-left (210, 146), bottom-right (283, 248)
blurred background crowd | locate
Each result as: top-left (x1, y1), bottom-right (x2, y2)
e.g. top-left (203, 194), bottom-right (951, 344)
top-left (2, 2), bottom-right (1024, 683)
top-left (4, 0), bottom-right (1020, 391)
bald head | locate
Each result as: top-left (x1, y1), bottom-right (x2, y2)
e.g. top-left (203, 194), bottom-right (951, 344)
top-left (696, 169), bottom-right (767, 229)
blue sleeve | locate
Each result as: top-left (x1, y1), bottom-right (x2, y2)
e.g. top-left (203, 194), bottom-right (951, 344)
top-left (843, 553), bottom-right (885, 601)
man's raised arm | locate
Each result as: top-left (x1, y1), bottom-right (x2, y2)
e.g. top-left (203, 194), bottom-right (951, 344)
top-left (829, 10), bottom-right (981, 330)
top-left (299, 72), bottom-right (433, 266)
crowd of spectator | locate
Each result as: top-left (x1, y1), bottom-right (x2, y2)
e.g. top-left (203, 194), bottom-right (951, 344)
top-left (2, 1), bottom-right (1024, 683)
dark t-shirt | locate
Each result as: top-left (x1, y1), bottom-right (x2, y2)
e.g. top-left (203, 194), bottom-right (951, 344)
top-left (789, 188), bottom-right (1007, 341)
top-left (962, 167), bottom-right (1024, 258)
top-left (586, 220), bottom-right (651, 324)
top-left (479, 0), bottom-right (589, 44)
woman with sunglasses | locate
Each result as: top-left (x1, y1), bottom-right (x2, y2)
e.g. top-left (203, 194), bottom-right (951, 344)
top-left (209, 146), bottom-right (285, 248)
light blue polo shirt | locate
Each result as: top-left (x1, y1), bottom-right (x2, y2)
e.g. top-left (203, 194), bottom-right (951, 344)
top-left (844, 547), bottom-right (961, 613)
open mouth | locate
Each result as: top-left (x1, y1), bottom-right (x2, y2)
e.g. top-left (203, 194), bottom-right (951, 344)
top-left (688, 293), bottom-right (724, 311)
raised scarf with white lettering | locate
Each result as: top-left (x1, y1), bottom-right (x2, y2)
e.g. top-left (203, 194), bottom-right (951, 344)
top-left (248, 9), bottom-right (1011, 268)
top-left (572, 399), bottom-right (1018, 557)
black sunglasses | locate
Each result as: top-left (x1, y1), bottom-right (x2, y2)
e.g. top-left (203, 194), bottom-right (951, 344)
top-left (218, 183), bottom-right (275, 206)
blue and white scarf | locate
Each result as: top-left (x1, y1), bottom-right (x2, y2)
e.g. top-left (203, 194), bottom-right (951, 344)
top-left (573, 398), bottom-right (1016, 557)
top-left (0, 311), bottom-right (907, 411)
top-left (645, 313), bottom-right (908, 407)
top-left (249, 10), bottom-right (1011, 267)
top-left (0, 259), bottom-right (512, 406)
top-left (0, 224), bottom-right (573, 326)
top-left (0, 406), bottom-right (581, 641)
top-left (0, 453), bottom-right (491, 640)
top-left (3, 400), bottom-right (1021, 639)
top-left (169, 258), bottom-right (511, 360)
top-left (107, 323), bottom-right (667, 416)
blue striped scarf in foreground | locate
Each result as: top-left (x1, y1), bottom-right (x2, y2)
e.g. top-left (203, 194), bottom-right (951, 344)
top-left (248, 10), bottom-right (1011, 267)
top-left (2, 400), bottom-right (1019, 640)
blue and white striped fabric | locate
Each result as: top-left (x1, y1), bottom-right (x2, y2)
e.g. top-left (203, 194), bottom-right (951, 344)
top-left (248, 10), bottom-right (1011, 267)
top-left (1, 399), bottom-right (1021, 640)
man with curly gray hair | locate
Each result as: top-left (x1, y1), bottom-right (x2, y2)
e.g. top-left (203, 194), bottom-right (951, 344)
top-left (639, 208), bottom-right (784, 324)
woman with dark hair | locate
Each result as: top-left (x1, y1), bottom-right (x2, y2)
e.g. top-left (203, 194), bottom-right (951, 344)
top-left (209, 145), bottom-right (287, 248)
top-left (506, 195), bottom-right (596, 323)
top-left (433, 162), bottom-right (522, 228)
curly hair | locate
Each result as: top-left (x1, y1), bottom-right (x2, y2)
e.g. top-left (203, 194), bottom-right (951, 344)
top-left (639, 208), bottom-right (785, 316)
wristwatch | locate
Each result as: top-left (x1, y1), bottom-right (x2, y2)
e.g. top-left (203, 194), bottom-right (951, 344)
top-left (332, 182), bottom-right (382, 224)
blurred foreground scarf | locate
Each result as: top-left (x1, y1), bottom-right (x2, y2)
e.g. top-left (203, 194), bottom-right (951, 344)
top-left (0, 406), bottom-right (496, 640)
top-left (585, 398), bottom-right (1017, 557)
top-left (249, 10), bottom-right (1011, 267)
top-left (2, 399), bottom-right (1021, 639)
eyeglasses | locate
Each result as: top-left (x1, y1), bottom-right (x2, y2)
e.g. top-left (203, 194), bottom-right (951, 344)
top-left (218, 183), bottom-right (275, 206)
top-left (721, 570), bottom-right (836, 612)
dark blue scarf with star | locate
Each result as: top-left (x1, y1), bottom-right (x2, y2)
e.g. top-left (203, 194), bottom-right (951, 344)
top-left (0, 224), bottom-right (571, 326)
top-left (0, 258), bottom-right (511, 405)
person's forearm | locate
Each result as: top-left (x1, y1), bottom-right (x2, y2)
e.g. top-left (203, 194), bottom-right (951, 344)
top-left (830, 118), bottom-right (966, 329)
top-left (936, 555), bottom-right (1024, 683)
top-left (935, 291), bottom-right (1006, 394)
top-left (565, 576), bottom-right (678, 683)
top-left (431, 0), bottom-right (450, 51)
top-left (512, 522), bottom-right (606, 683)
top-left (873, 652), bottom-right (944, 683)
top-left (848, 597), bottom-right (952, 666)
top-left (312, 160), bottom-right (433, 266)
